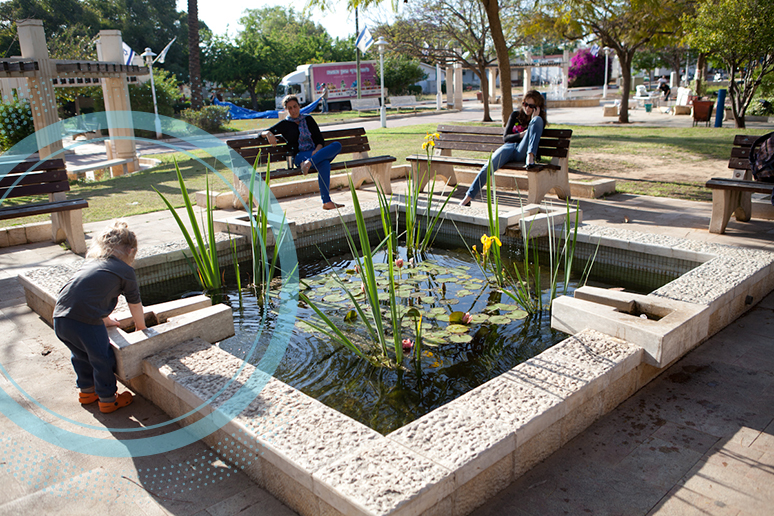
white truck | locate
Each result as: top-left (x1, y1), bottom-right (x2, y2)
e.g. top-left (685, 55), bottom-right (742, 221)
top-left (275, 61), bottom-right (381, 111)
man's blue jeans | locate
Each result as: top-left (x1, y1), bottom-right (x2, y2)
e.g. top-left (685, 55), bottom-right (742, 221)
top-left (295, 141), bottom-right (342, 204)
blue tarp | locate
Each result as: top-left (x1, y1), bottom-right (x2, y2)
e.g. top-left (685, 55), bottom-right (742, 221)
top-left (212, 97), bottom-right (321, 120)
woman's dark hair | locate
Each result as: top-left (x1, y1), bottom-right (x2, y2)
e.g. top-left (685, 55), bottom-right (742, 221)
top-left (282, 94), bottom-right (300, 108)
top-left (520, 90), bottom-right (548, 126)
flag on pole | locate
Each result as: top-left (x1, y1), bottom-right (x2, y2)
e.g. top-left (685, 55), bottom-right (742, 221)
top-left (154, 37), bottom-right (177, 64)
top-left (590, 44), bottom-right (600, 58)
top-left (122, 42), bottom-right (136, 66)
top-left (356, 26), bottom-right (374, 53)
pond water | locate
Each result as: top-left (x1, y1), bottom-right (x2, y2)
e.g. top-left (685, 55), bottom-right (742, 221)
top-left (216, 244), bottom-right (593, 435)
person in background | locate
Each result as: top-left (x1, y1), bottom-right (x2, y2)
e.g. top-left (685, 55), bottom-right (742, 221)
top-left (460, 90), bottom-right (547, 206)
top-left (262, 94), bottom-right (343, 210)
top-left (320, 85), bottom-right (329, 113)
top-left (53, 221), bottom-right (146, 414)
top-left (658, 76), bottom-right (671, 102)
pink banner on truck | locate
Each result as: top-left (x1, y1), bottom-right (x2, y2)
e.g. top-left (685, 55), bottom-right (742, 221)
top-left (314, 63), bottom-right (381, 99)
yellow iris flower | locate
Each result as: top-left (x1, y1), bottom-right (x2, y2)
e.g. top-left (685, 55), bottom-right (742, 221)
top-left (480, 234), bottom-right (502, 256)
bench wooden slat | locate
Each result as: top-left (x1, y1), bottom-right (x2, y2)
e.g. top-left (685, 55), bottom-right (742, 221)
top-left (706, 178), bottom-right (774, 193)
top-left (733, 135), bottom-right (759, 147)
top-left (728, 157), bottom-right (751, 170)
top-left (0, 169), bottom-right (69, 188)
top-left (0, 181), bottom-right (72, 198)
top-left (437, 125), bottom-right (573, 139)
top-left (0, 198), bottom-right (88, 221)
top-left (250, 155), bottom-right (397, 180)
top-left (406, 154), bottom-right (560, 171)
top-left (0, 158), bottom-right (66, 174)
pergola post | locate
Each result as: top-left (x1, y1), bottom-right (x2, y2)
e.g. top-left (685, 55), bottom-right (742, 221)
top-left (96, 30), bottom-right (139, 176)
top-left (17, 19), bottom-right (62, 160)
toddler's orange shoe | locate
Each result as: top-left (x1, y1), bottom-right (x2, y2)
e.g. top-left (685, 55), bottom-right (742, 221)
top-left (98, 392), bottom-right (133, 413)
top-left (78, 392), bottom-right (99, 405)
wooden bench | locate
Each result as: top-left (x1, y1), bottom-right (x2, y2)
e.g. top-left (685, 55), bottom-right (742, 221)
top-left (406, 124), bottom-right (573, 204)
top-left (350, 97), bottom-right (381, 112)
top-left (706, 134), bottom-right (771, 234)
top-left (388, 95), bottom-right (418, 111)
top-left (226, 127), bottom-right (396, 197)
top-left (0, 158), bottom-right (88, 253)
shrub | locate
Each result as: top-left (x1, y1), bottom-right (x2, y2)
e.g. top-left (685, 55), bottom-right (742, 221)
top-left (179, 105), bottom-right (230, 133)
top-left (748, 98), bottom-right (774, 116)
top-left (0, 98), bottom-right (34, 152)
top-left (568, 48), bottom-right (607, 88)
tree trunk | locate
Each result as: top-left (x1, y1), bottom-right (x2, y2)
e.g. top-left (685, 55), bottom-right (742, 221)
top-left (728, 65), bottom-right (746, 128)
top-left (188, 0), bottom-right (203, 110)
top-left (618, 50), bottom-right (633, 124)
top-left (481, 0), bottom-right (512, 124)
top-left (478, 65), bottom-right (492, 122)
top-left (695, 52), bottom-right (706, 97)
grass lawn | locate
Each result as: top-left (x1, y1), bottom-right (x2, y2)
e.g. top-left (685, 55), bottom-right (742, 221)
top-left (1, 123), bottom-right (768, 228)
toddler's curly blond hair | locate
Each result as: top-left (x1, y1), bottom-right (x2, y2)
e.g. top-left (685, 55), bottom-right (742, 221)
top-left (87, 220), bottom-right (138, 264)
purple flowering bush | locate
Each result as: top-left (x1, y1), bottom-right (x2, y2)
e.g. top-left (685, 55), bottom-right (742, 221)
top-left (568, 48), bottom-right (607, 88)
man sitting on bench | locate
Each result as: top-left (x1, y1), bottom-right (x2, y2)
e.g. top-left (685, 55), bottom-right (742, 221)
top-left (261, 94), bottom-right (344, 210)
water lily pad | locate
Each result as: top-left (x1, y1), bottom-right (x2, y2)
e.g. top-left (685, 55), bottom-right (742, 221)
top-left (488, 315), bottom-right (511, 325)
top-left (508, 310), bottom-right (528, 320)
top-left (456, 289), bottom-right (473, 297)
top-left (448, 311), bottom-right (467, 324)
top-left (411, 274), bottom-right (429, 281)
top-left (377, 293), bottom-right (390, 301)
top-left (469, 313), bottom-right (489, 324)
top-left (323, 294), bottom-right (346, 303)
top-left (345, 269), bottom-right (357, 275)
top-left (420, 296), bottom-right (436, 304)
top-left (423, 331), bottom-right (447, 345)
top-left (490, 303), bottom-right (520, 311)
top-left (344, 310), bottom-right (358, 322)
top-left (373, 263), bottom-right (389, 270)
top-left (446, 324), bottom-right (469, 334)
top-left (428, 307), bottom-right (447, 317)
top-left (439, 298), bottom-right (459, 305)
top-left (449, 334), bottom-right (472, 344)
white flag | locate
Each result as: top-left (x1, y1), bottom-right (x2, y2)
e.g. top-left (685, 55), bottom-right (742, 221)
top-left (122, 42), bottom-right (136, 66)
top-left (154, 37), bottom-right (177, 64)
top-left (590, 44), bottom-right (600, 58)
top-left (356, 26), bottom-right (374, 53)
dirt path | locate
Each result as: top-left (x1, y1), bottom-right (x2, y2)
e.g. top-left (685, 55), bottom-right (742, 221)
top-left (568, 151), bottom-right (730, 184)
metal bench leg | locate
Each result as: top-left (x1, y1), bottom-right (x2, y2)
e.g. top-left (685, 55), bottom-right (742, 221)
top-left (710, 189), bottom-right (742, 234)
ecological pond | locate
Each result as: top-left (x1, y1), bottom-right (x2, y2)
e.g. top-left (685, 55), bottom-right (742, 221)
top-left (143, 240), bottom-right (679, 435)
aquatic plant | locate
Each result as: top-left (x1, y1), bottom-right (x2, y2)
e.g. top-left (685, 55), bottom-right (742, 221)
top-left (404, 131), bottom-right (456, 257)
top-left (154, 158), bottom-right (221, 291)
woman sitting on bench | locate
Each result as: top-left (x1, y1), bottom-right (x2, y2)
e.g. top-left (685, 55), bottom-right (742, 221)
top-left (261, 94), bottom-right (344, 210)
top-left (460, 90), bottom-right (547, 206)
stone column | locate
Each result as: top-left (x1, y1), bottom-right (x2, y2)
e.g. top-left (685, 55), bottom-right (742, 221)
top-left (454, 50), bottom-right (463, 110)
top-left (17, 19), bottom-right (62, 159)
top-left (97, 30), bottom-right (139, 176)
top-left (446, 62), bottom-right (454, 108)
top-left (488, 67), bottom-right (497, 100)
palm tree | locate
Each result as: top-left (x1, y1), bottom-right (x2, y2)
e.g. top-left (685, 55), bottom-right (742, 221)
top-left (188, 0), bottom-right (203, 109)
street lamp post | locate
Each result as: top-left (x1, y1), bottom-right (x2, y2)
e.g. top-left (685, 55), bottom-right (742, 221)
top-left (603, 47), bottom-right (611, 99)
top-left (141, 47), bottom-right (162, 139)
top-left (376, 37), bottom-right (388, 128)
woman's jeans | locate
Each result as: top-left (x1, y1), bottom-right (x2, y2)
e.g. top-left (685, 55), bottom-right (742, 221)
top-left (466, 116), bottom-right (544, 200)
top-left (295, 141), bottom-right (342, 204)
top-left (54, 317), bottom-right (117, 399)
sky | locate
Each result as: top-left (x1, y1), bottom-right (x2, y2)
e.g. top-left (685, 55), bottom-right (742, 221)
top-left (176, 0), bottom-right (396, 42)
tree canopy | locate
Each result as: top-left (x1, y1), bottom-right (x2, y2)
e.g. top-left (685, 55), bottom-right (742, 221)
top-left (683, 0), bottom-right (774, 127)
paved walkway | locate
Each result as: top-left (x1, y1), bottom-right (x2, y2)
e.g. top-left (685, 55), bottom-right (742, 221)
top-left (1, 102), bottom-right (773, 515)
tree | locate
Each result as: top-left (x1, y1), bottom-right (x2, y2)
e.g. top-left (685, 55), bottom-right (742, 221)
top-left (568, 48), bottom-right (606, 88)
top-left (684, 0), bottom-right (774, 128)
top-left (379, 0), bottom-right (524, 122)
top-left (188, 0), bottom-right (202, 109)
top-left (237, 7), bottom-right (351, 93)
top-left (540, 0), bottom-right (686, 123)
top-left (202, 33), bottom-right (272, 110)
top-left (376, 55), bottom-right (427, 95)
